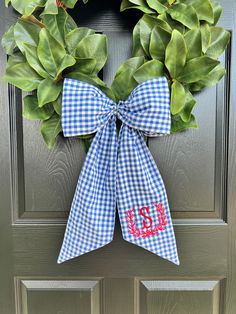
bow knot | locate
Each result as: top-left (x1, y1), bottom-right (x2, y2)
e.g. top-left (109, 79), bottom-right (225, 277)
top-left (58, 77), bottom-right (179, 265)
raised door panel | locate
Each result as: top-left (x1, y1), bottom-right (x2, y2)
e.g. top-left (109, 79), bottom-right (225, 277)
top-left (139, 280), bottom-right (224, 314)
top-left (15, 279), bottom-right (101, 314)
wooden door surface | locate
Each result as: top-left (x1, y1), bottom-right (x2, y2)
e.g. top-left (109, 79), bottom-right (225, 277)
top-left (0, 0), bottom-right (236, 313)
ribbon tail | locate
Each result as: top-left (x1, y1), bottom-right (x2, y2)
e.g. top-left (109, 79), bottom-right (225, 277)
top-left (117, 125), bottom-right (179, 265)
top-left (57, 117), bottom-right (117, 264)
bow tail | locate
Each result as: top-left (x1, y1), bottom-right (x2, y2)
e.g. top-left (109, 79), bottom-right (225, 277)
top-left (117, 125), bottom-right (179, 265)
top-left (57, 117), bottom-right (117, 264)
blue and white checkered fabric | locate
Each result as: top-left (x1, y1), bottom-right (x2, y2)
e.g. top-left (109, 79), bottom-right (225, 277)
top-left (57, 77), bottom-right (179, 265)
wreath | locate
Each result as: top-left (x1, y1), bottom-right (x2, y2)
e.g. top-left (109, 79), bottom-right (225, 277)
top-left (2, 0), bottom-right (230, 148)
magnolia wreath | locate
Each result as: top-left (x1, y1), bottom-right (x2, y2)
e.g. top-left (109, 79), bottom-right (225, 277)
top-left (2, 0), bottom-right (230, 149)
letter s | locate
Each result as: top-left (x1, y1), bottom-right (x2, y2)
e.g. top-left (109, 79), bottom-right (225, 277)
top-left (139, 206), bottom-right (153, 229)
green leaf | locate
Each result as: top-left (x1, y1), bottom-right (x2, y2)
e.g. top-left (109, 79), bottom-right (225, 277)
top-left (7, 0), bottom-right (45, 15)
top-left (41, 112), bottom-right (62, 149)
top-left (111, 56), bottom-right (145, 100)
top-left (75, 34), bottom-right (107, 73)
top-left (7, 52), bottom-right (26, 67)
top-left (167, 3), bottom-right (199, 29)
top-left (182, 0), bottom-right (214, 23)
top-left (1, 25), bottom-right (16, 55)
top-left (22, 44), bottom-right (48, 78)
top-left (132, 21), bottom-right (147, 57)
top-left (52, 94), bottom-right (62, 115)
top-left (14, 19), bottom-right (41, 50)
top-left (3, 62), bottom-right (42, 91)
top-left (13, 19), bottom-right (48, 77)
top-left (184, 29), bottom-right (202, 60)
top-left (37, 77), bottom-right (62, 107)
top-left (146, 0), bottom-right (167, 14)
top-left (65, 27), bottom-right (95, 55)
top-left (170, 80), bottom-right (186, 115)
top-left (120, 0), bottom-right (154, 13)
top-left (67, 58), bottom-right (97, 75)
top-left (179, 90), bottom-right (196, 122)
top-left (150, 24), bottom-right (171, 62)
top-left (23, 94), bottom-right (54, 120)
top-left (171, 114), bottom-right (198, 133)
top-left (178, 56), bottom-right (220, 83)
top-left (37, 28), bottom-right (66, 78)
top-left (42, 0), bottom-right (58, 15)
top-left (165, 30), bottom-right (187, 79)
top-left (56, 54), bottom-right (76, 78)
top-left (212, 0), bottom-right (222, 25)
top-left (139, 14), bottom-right (171, 57)
top-left (158, 13), bottom-right (185, 34)
top-left (200, 23), bottom-right (211, 53)
top-left (133, 59), bottom-right (164, 84)
top-left (189, 63), bottom-right (226, 91)
top-left (41, 8), bottom-right (67, 44)
top-left (206, 27), bottom-right (230, 59)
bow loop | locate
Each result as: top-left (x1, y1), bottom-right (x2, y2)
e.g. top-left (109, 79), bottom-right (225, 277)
top-left (62, 78), bottom-right (115, 137)
top-left (117, 77), bottom-right (171, 136)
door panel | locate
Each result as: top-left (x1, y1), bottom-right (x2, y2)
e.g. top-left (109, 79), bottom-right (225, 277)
top-left (0, 0), bottom-right (236, 313)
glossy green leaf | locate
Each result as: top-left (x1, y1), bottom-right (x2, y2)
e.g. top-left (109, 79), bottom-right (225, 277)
top-left (139, 14), bottom-right (171, 57)
top-left (7, 52), bottom-right (26, 67)
top-left (170, 80), bottom-right (186, 115)
top-left (41, 112), bottom-right (62, 149)
top-left (150, 25), bottom-right (171, 62)
top-left (75, 34), bottom-right (107, 72)
top-left (182, 0), bottom-right (214, 23)
top-left (23, 94), bottom-right (54, 120)
top-left (23, 44), bottom-right (48, 78)
top-left (184, 29), bottom-right (202, 60)
top-left (178, 56), bottom-right (220, 83)
top-left (67, 58), bottom-right (97, 75)
top-left (3, 62), bottom-right (42, 91)
top-left (56, 54), bottom-right (76, 78)
top-left (200, 23), bottom-right (211, 53)
top-left (1, 25), bottom-right (16, 55)
top-left (132, 21), bottom-right (147, 57)
top-left (13, 19), bottom-right (48, 77)
top-left (165, 30), bottom-right (187, 79)
top-left (179, 90), bottom-right (196, 122)
top-left (41, 9), bottom-right (67, 44)
top-left (37, 28), bottom-right (66, 77)
top-left (65, 27), bottom-right (95, 55)
top-left (120, 0), bottom-right (154, 13)
top-left (7, 0), bottom-right (45, 15)
top-left (42, 0), bottom-right (58, 15)
top-left (133, 59), bottom-right (164, 83)
top-left (52, 94), bottom-right (62, 115)
top-left (14, 19), bottom-right (41, 50)
top-left (146, 0), bottom-right (167, 14)
top-left (171, 114), bottom-right (198, 133)
top-left (111, 56), bottom-right (145, 100)
top-left (212, 0), bottom-right (222, 25)
top-left (37, 77), bottom-right (62, 107)
top-left (139, 15), bottom-right (157, 57)
top-left (158, 13), bottom-right (185, 34)
top-left (206, 27), bottom-right (230, 59)
top-left (168, 3), bottom-right (199, 29)
top-left (189, 63), bottom-right (226, 91)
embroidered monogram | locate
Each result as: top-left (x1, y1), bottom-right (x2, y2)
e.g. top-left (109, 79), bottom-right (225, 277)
top-left (126, 203), bottom-right (168, 238)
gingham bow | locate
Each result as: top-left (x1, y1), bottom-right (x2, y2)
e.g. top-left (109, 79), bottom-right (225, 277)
top-left (57, 77), bottom-right (179, 265)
